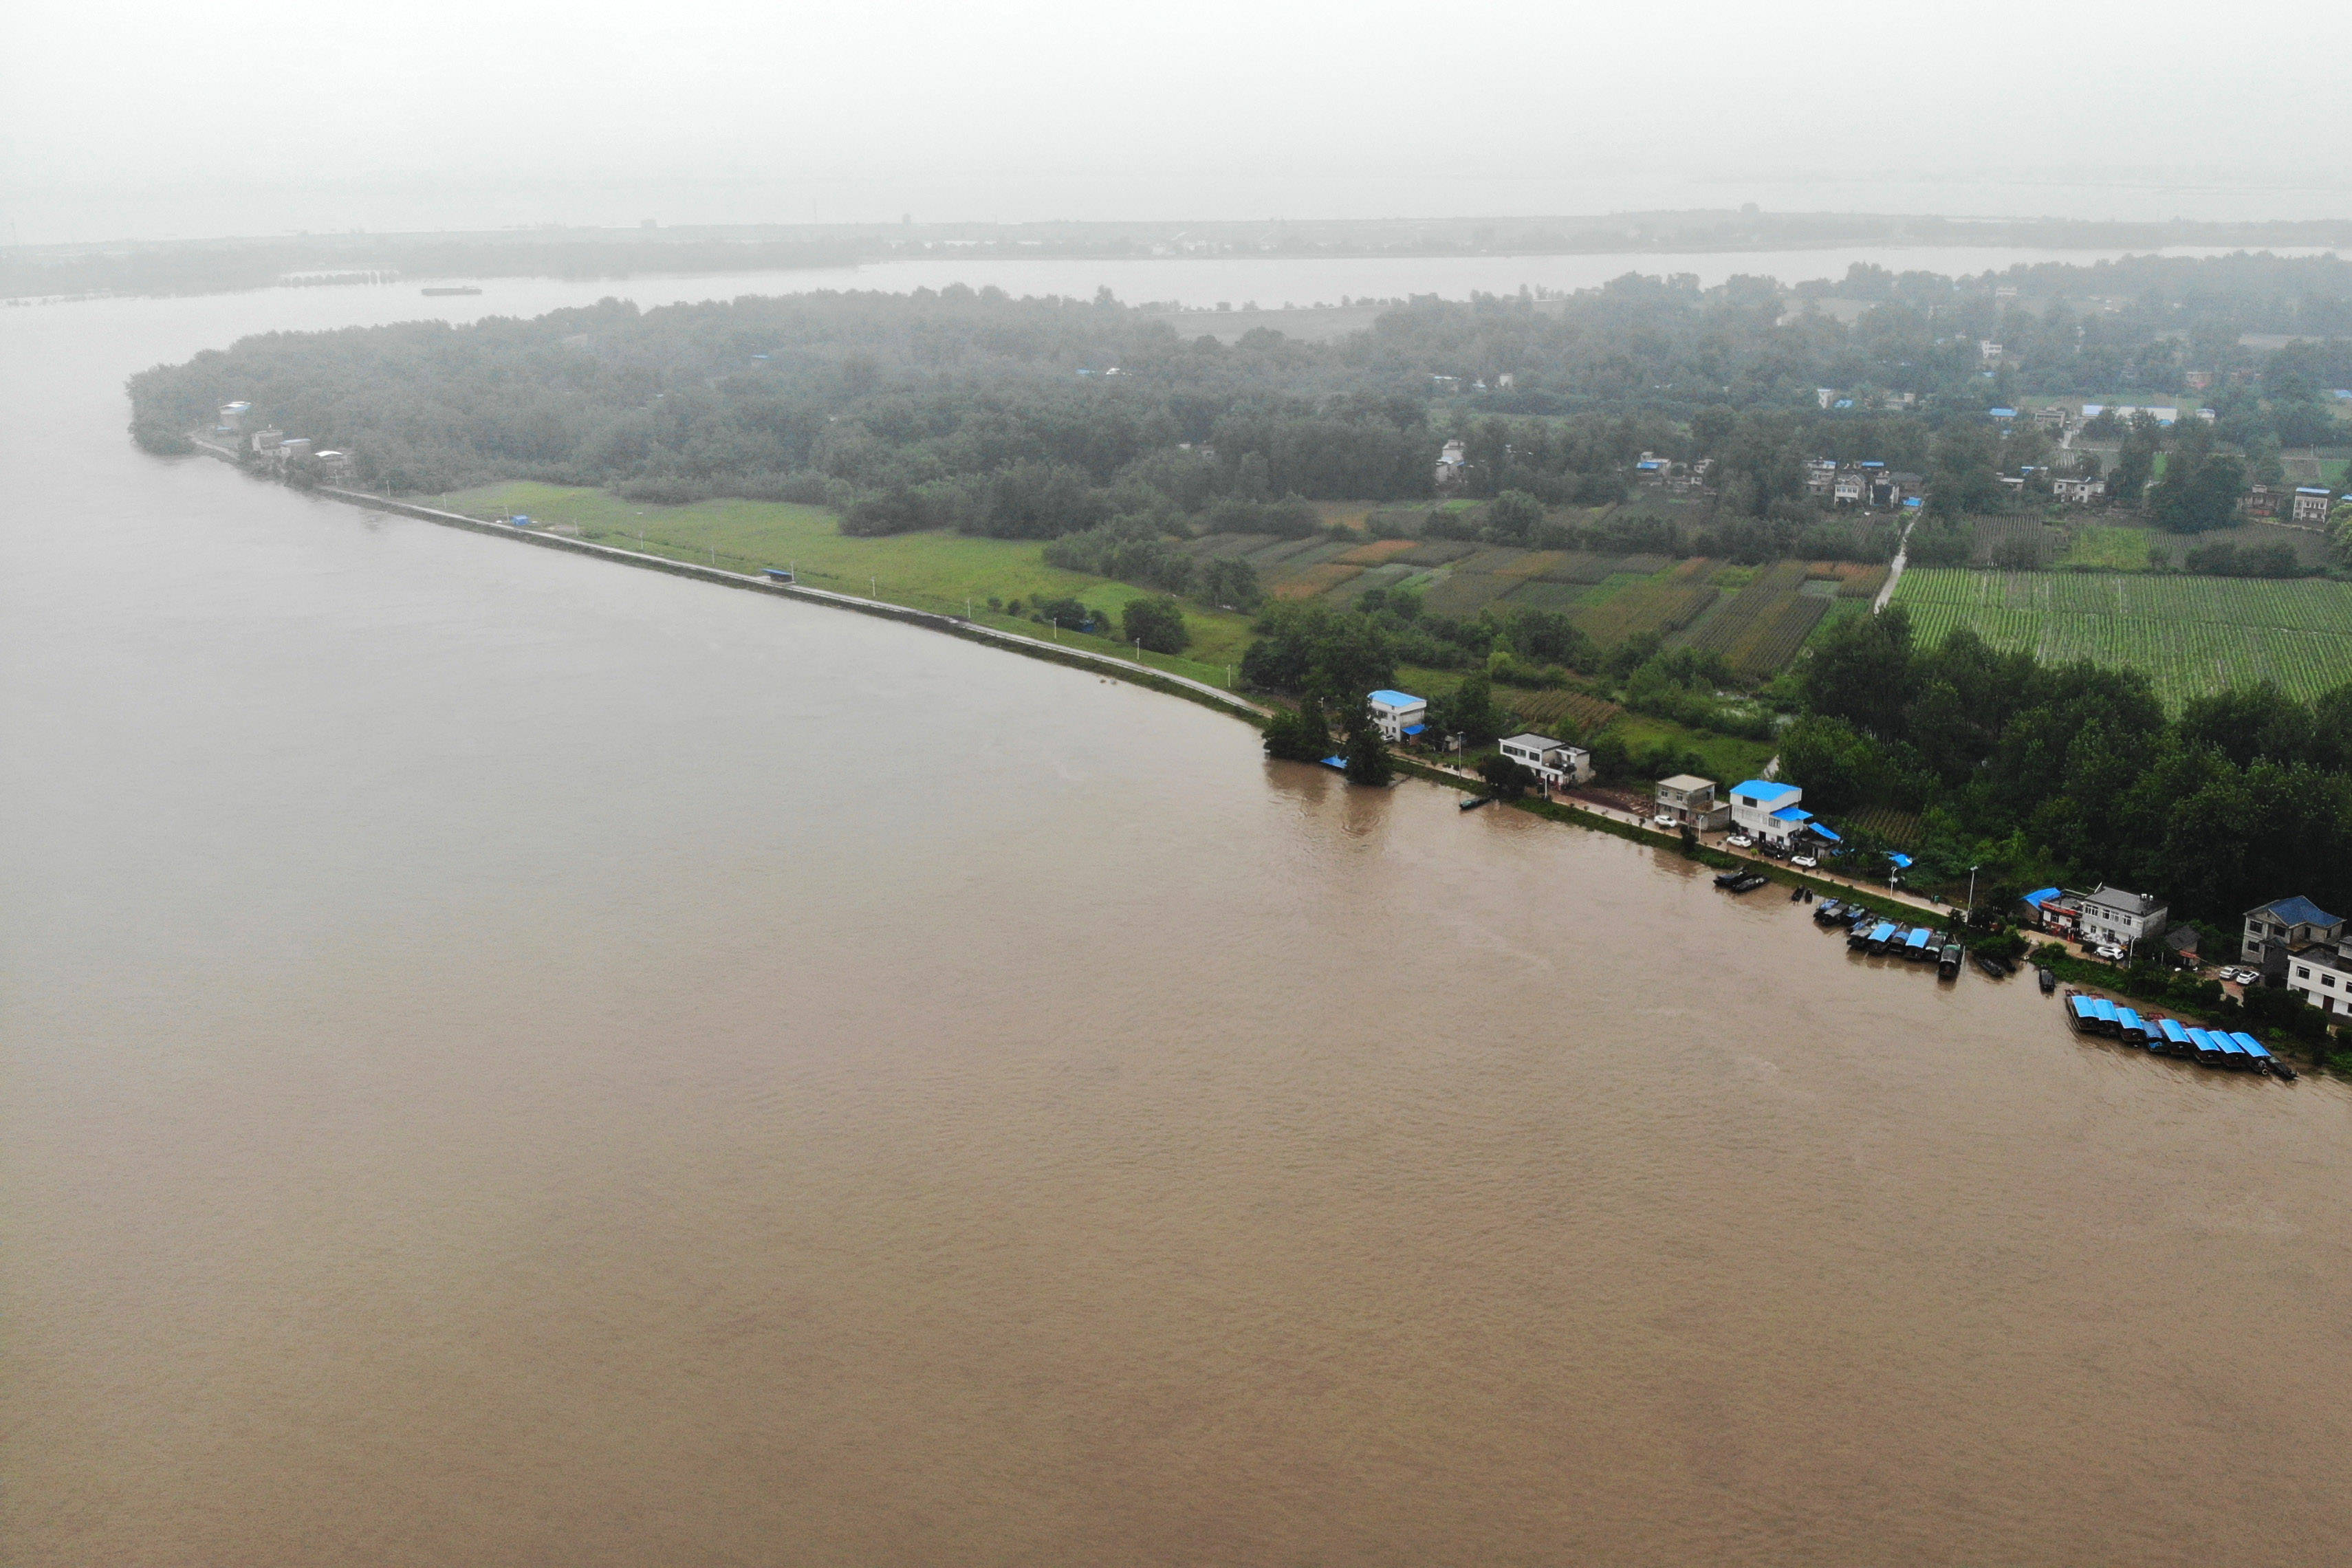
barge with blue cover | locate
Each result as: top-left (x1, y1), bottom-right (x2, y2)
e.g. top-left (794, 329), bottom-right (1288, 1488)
top-left (2062, 989), bottom-right (2291, 1078)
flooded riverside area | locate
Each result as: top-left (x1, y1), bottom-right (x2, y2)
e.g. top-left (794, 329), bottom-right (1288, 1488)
top-left (7, 286), bottom-right (2352, 1567)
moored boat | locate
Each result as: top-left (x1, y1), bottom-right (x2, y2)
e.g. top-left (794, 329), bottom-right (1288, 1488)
top-left (1938, 942), bottom-right (1963, 979)
top-left (2036, 965), bottom-right (2056, 994)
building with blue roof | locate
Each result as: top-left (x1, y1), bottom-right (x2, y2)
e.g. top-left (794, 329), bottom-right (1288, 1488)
top-left (1366, 689), bottom-right (1428, 744)
top-left (2245, 893), bottom-right (2349, 988)
top-left (1728, 779), bottom-right (1799, 840)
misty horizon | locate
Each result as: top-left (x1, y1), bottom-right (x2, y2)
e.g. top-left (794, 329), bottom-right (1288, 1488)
top-left (8, 0), bottom-right (2349, 244)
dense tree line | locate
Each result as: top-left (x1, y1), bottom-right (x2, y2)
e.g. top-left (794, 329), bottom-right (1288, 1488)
top-left (1786, 607), bottom-right (2352, 925)
top-left (131, 257), bottom-right (2352, 526)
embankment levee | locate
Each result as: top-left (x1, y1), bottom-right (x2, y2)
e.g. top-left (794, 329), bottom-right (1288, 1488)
top-left (174, 446), bottom-right (2007, 927)
top-left (188, 438), bottom-right (1267, 725)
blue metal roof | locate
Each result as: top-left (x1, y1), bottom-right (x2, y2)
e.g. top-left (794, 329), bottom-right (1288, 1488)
top-left (1401, 722), bottom-right (1426, 736)
top-left (2091, 997), bottom-right (2117, 1021)
top-left (2253, 895), bottom-right (2342, 929)
top-left (1771, 805), bottom-right (1813, 822)
top-left (2023, 886), bottom-right (2062, 908)
top-left (2070, 995), bottom-right (2096, 1018)
top-left (2159, 1018), bottom-right (2191, 1045)
top-left (2231, 1032), bottom-right (2271, 1058)
top-left (1808, 823), bottom-right (1843, 842)
top-left (1368, 689), bottom-right (1424, 708)
top-left (1732, 779), bottom-right (1800, 803)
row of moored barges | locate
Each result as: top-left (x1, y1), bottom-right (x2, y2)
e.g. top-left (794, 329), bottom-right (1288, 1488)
top-left (2062, 989), bottom-right (2295, 1078)
top-left (1820, 902), bottom-right (1982, 979)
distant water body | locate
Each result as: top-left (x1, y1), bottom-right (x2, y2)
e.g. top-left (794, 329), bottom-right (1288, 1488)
top-left (5, 276), bottom-right (2351, 1566)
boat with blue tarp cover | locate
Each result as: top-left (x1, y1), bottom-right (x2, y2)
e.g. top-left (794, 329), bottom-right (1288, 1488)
top-left (2231, 1032), bottom-right (2274, 1066)
top-left (1904, 927), bottom-right (1935, 959)
top-left (2089, 997), bottom-right (2120, 1035)
top-left (2115, 1008), bottom-right (2148, 1046)
top-left (2157, 1017), bottom-right (2194, 1055)
top-left (1854, 919), bottom-right (1894, 952)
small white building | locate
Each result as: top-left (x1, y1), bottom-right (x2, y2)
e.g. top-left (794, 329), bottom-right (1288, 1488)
top-left (2287, 946), bottom-right (2352, 1016)
top-left (1728, 779), bottom-right (1802, 842)
top-left (2292, 487), bottom-right (2333, 525)
top-left (2075, 884), bottom-right (2168, 952)
top-left (1433, 439), bottom-right (1467, 488)
top-left (2052, 477), bottom-right (2106, 504)
top-left (250, 428), bottom-right (285, 455)
top-left (1655, 774), bottom-right (1731, 831)
top-left (1367, 689), bottom-right (1428, 744)
top-left (1497, 732), bottom-right (1593, 788)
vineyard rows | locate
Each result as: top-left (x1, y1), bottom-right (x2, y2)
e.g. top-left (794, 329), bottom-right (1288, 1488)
top-left (1892, 569), bottom-right (2352, 706)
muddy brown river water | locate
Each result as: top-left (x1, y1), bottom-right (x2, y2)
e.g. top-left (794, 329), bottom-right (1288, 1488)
top-left (3, 282), bottom-right (2350, 1566)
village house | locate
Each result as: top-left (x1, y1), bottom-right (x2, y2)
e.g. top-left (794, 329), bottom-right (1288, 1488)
top-left (250, 428), bottom-right (285, 456)
top-left (1366, 689), bottom-right (1428, 745)
top-left (1433, 439), bottom-right (1467, 488)
top-left (1497, 732), bottom-right (1593, 789)
top-left (1979, 340), bottom-right (2003, 364)
top-left (2074, 884), bottom-right (2170, 953)
top-left (2022, 887), bottom-right (2082, 938)
top-left (2286, 946), bottom-right (2352, 1017)
top-left (2052, 476), bottom-right (2106, 505)
top-left (1805, 459), bottom-right (1838, 497)
top-left (1728, 779), bottom-right (1829, 850)
top-left (1869, 471), bottom-right (1924, 510)
top-left (2291, 487), bottom-right (2333, 525)
top-left (315, 449), bottom-right (358, 483)
top-left (1831, 471), bottom-right (1866, 506)
top-left (2243, 895), bottom-right (2344, 982)
top-left (2033, 405), bottom-right (2069, 430)
top-left (2243, 485), bottom-right (2278, 519)
top-left (1653, 774), bottom-right (1731, 831)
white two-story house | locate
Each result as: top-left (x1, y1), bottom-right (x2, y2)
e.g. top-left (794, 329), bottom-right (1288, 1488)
top-left (1497, 732), bottom-right (1593, 789)
top-left (1729, 779), bottom-right (1801, 841)
top-left (1366, 690), bottom-right (1428, 744)
top-left (2075, 884), bottom-right (2168, 952)
top-left (1654, 774), bottom-right (1730, 831)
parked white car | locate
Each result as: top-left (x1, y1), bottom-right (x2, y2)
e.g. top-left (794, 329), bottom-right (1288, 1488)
top-left (2223, 966), bottom-right (2262, 986)
top-left (1726, 834), bottom-right (1754, 849)
top-left (2093, 943), bottom-right (2126, 961)
top-left (1653, 812), bottom-right (1677, 827)
top-left (1791, 853), bottom-right (1818, 869)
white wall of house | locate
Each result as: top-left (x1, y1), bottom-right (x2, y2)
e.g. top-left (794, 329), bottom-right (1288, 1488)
top-left (2076, 888), bottom-right (2168, 949)
top-left (1729, 783), bottom-right (1800, 837)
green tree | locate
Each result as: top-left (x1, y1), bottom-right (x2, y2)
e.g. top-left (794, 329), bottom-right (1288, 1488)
top-left (1479, 753), bottom-right (1535, 796)
top-left (1344, 723), bottom-right (1394, 785)
top-left (1441, 668), bottom-right (1509, 747)
top-left (1121, 594), bottom-right (1190, 653)
top-left (1482, 489), bottom-right (1545, 544)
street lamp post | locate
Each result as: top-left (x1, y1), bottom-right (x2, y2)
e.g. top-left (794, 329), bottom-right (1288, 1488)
top-left (1966, 863), bottom-right (1981, 925)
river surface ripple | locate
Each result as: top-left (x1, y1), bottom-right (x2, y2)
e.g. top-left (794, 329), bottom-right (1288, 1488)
top-left (3, 279), bottom-right (2350, 1567)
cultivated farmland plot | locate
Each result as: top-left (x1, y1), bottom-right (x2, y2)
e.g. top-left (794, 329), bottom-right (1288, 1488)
top-left (1891, 568), bottom-right (2352, 707)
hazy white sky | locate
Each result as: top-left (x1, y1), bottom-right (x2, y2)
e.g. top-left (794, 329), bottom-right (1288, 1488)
top-left (6, 0), bottom-right (2349, 241)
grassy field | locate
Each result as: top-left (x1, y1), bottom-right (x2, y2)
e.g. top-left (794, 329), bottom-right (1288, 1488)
top-left (1892, 567), bottom-right (2352, 706)
top-left (2059, 525), bottom-right (2152, 570)
top-left (1603, 713), bottom-right (1776, 783)
top-left (427, 482), bottom-right (1261, 686)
